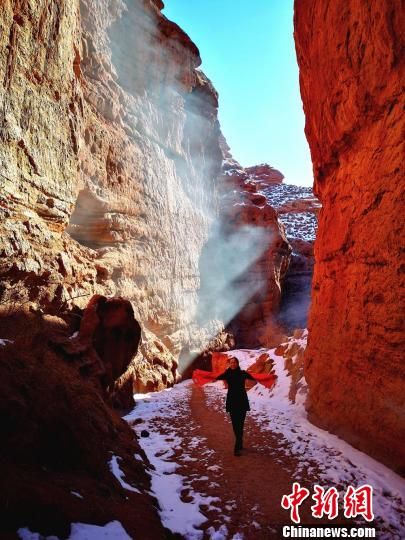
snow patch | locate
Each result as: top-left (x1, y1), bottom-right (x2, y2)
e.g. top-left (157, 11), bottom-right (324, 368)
top-left (69, 521), bottom-right (131, 539)
top-left (244, 337), bottom-right (405, 538)
top-left (108, 454), bottom-right (141, 494)
top-left (121, 336), bottom-right (404, 538)
top-left (17, 529), bottom-right (58, 540)
top-left (126, 383), bottom-right (216, 539)
top-left (17, 521), bottom-right (131, 540)
top-left (206, 524), bottom-right (228, 539)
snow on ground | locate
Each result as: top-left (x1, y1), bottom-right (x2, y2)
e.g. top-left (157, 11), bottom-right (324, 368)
top-left (18, 335), bottom-right (403, 539)
top-left (206, 335), bottom-right (405, 539)
top-left (126, 334), bottom-right (404, 539)
top-left (18, 521), bottom-right (131, 540)
top-left (109, 454), bottom-right (141, 494)
top-left (125, 383), bottom-right (230, 540)
top-left (248, 351), bottom-right (405, 538)
top-left (68, 522), bottom-right (131, 539)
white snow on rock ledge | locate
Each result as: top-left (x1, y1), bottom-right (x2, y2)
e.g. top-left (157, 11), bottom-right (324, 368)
top-left (109, 454), bottom-right (141, 494)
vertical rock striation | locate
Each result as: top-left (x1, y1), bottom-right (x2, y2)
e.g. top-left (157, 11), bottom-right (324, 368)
top-left (0, 0), bottom-right (226, 384)
top-left (294, 0), bottom-right (404, 471)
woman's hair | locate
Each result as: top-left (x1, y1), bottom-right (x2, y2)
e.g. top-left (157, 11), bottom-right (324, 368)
top-left (229, 356), bottom-right (240, 366)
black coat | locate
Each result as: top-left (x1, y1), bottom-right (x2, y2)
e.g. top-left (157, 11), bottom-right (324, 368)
top-left (216, 368), bottom-right (255, 412)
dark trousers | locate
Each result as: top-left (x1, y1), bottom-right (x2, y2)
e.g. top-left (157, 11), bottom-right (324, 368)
top-left (229, 410), bottom-right (247, 450)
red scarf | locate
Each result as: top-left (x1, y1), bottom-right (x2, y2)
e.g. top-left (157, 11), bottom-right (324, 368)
top-left (192, 369), bottom-right (277, 389)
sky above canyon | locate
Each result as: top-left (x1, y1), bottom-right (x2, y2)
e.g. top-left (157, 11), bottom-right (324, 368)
top-left (163, 0), bottom-right (313, 187)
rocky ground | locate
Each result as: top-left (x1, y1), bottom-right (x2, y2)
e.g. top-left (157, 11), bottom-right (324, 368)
top-left (7, 321), bottom-right (405, 540)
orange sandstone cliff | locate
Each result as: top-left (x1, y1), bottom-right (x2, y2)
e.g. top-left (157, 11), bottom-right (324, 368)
top-left (0, 1), bottom-right (294, 533)
top-left (294, 0), bottom-right (404, 472)
top-left (0, 0), bottom-right (291, 386)
top-left (0, 0), bottom-right (230, 388)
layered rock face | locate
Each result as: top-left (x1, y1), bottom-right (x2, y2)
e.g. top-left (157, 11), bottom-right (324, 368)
top-left (245, 163), bottom-right (284, 185)
top-left (218, 142), bottom-right (291, 348)
top-left (0, 0), bottom-right (228, 386)
top-left (294, 0), bottom-right (404, 471)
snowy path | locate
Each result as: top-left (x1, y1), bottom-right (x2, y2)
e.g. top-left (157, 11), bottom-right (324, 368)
top-left (125, 347), bottom-right (405, 539)
top-left (127, 381), bottom-right (303, 539)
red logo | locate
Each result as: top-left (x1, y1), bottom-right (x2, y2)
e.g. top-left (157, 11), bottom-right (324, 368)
top-left (311, 485), bottom-right (339, 519)
top-left (281, 482), bottom-right (310, 524)
top-left (281, 483), bottom-right (374, 523)
top-left (343, 484), bottom-right (374, 521)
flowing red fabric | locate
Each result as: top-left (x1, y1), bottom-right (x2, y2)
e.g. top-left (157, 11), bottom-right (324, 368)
top-left (192, 370), bottom-right (223, 386)
top-left (249, 372), bottom-right (278, 389)
top-left (192, 369), bottom-right (277, 389)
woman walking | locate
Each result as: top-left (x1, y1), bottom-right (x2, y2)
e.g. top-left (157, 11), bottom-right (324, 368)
top-left (193, 356), bottom-right (276, 456)
top-left (216, 357), bottom-right (255, 455)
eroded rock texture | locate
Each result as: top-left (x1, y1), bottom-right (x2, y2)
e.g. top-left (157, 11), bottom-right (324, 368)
top-left (218, 140), bottom-right (291, 348)
top-left (54, 294), bottom-right (147, 409)
top-left (0, 307), bottom-right (167, 538)
top-left (0, 0), bottom-right (227, 387)
top-left (294, 0), bottom-right (404, 471)
top-left (245, 164), bottom-right (284, 185)
top-left (264, 184), bottom-right (321, 331)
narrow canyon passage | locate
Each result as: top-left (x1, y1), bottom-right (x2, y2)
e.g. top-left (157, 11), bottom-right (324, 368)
top-left (128, 359), bottom-right (399, 540)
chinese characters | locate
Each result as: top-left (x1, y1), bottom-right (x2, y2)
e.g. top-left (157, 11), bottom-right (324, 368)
top-left (281, 483), bottom-right (374, 524)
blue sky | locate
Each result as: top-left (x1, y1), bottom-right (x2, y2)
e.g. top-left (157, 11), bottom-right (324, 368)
top-left (162, 0), bottom-right (313, 187)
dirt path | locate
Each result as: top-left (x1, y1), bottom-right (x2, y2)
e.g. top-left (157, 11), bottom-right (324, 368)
top-left (176, 385), bottom-right (353, 538)
top-left (133, 381), bottom-right (357, 539)
top-left (189, 385), bottom-right (302, 537)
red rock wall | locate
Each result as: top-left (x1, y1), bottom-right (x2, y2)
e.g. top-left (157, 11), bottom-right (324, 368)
top-left (0, 307), bottom-right (167, 538)
top-left (218, 141), bottom-right (291, 348)
top-left (294, 0), bottom-right (404, 471)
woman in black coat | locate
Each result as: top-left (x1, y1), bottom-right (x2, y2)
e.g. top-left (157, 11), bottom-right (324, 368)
top-left (216, 357), bottom-right (256, 456)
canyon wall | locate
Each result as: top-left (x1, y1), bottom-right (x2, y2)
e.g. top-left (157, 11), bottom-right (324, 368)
top-left (294, 0), bottom-right (404, 471)
top-left (0, 0), bottom-right (292, 382)
top-left (218, 142), bottom-right (291, 348)
top-left (0, 0), bottom-right (299, 534)
top-left (0, 0), bottom-right (228, 533)
top-left (0, 307), bottom-right (168, 538)
top-left (263, 183), bottom-right (320, 332)
top-left (0, 0), bottom-right (226, 381)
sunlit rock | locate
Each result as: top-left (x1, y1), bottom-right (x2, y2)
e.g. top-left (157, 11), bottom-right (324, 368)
top-left (294, 0), bottom-right (404, 472)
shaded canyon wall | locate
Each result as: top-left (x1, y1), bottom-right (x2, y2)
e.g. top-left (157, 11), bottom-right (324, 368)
top-left (294, 0), bottom-right (404, 471)
top-left (218, 141), bottom-right (291, 348)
